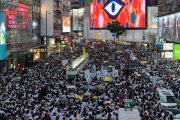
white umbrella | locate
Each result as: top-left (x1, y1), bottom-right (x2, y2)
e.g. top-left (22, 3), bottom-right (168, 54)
top-left (66, 85), bottom-right (76, 89)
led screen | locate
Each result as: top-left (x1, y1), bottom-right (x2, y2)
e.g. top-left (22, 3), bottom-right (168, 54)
top-left (0, 12), bottom-right (6, 60)
top-left (173, 44), bottom-right (180, 59)
top-left (159, 13), bottom-right (180, 41)
top-left (90, 0), bottom-right (146, 29)
top-left (6, 3), bottom-right (30, 28)
top-left (63, 13), bottom-right (70, 32)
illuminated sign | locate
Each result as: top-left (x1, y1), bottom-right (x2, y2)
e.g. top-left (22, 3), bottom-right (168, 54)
top-left (90, 0), bottom-right (146, 29)
top-left (0, 12), bottom-right (6, 60)
top-left (173, 44), bottom-right (180, 59)
top-left (6, 3), bottom-right (30, 28)
top-left (163, 43), bottom-right (174, 50)
top-left (165, 52), bottom-right (173, 58)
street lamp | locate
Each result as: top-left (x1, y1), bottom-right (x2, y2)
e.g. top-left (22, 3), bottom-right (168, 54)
top-left (45, 11), bottom-right (51, 62)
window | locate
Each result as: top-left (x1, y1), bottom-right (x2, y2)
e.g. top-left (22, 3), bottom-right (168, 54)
top-left (33, 5), bottom-right (40, 13)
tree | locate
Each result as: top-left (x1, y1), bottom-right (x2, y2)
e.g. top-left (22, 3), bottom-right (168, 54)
top-left (107, 21), bottom-right (125, 43)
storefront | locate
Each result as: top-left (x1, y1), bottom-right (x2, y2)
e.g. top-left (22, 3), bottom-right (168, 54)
top-left (11, 50), bottom-right (33, 68)
top-left (33, 49), bottom-right (45, 61)
top-left (0, 60), bottom-right (6, 73)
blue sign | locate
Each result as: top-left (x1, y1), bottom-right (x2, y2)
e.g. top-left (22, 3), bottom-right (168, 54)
top-left (79, 0), bottom-right (86, 7)
top-left (142, 35), bottom-right (145, 41)
top-left (0, 12), bottom-right (6, 60)
top-left (112, 33), bottom-right (116, 37)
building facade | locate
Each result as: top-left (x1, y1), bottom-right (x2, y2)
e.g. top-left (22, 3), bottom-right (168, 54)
top-left (83, 5), bottom-right (158, 44)
top-left (158, 0), bottom-right (180, 43)
top-left (41, 0), bottom-right (70, 55)
top-left (70, 0), bottom-right (85, 41)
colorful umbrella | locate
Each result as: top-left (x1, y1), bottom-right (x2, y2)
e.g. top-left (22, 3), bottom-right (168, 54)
top-left (103, 77), bottom-right (113, 82)
top-left (75, 95), bottom-right (83, 100)
top-left (93, 96), bottom-right (97, 99)
top-left (136, 74), bottom-right (142, 77)
top-left (87, 86), bottom-right (95, 90)
top-left (45, 63), bottom-right (49, 65)
top-left (104, 61), bottom-right (108, 63)
top-left (103, 101), bottom-right (112, 104)
top-left (140, 61), bottom-right (147, 64)
top-left (66, 85), bottom-right (76, 89)
top-left (72, 56), bottom-right (76, 59)
top-left (83, 92), bottom-right (92, 96)
top-left (108, 65), bottom-right (113, 68)
top-left (104, 66), bottom-right (109, 69)
top-left (116, 51), bottom-right (123, 53)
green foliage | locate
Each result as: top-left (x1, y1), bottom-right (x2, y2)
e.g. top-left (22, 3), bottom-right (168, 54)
top-left (107, 21), bottom-right (125, 38)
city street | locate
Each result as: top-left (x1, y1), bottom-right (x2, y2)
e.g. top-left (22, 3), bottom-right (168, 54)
top-left (0, 44), bottom-right (180, 120)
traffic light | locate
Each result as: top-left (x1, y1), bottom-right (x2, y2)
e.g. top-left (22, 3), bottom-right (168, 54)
top-left (63, 67), bottom-right (66, 74)
top-left (38, 87), bottom-right (46, 96)
top-left (22, 67), bottom-right (26, 74)
top-left (38, 87), bottom-right (42, 94)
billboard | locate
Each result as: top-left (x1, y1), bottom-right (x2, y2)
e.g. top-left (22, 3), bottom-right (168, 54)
top-left (0, 12), bottom-right (6, 60)
top-left (173, 44), bottom-right (180, 59)
top-left (163, 43), bottom-right (174, 50)
top-left (6, 3), bottom-right (30, 28)
top-left (18, 0), bottom-right (33, 5)
top-left (73, 9), bottom-right (78, 30)
top-left (159, 13), bottom-right (180, 41)
top-left (90, 0), bottom-right (146, 29)
top-left (63, 13), bottom-right (71, 32)
top-left (165, 52), bottom-right (173, 59)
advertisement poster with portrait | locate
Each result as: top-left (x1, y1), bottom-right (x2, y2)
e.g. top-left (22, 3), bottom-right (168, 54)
top-left (63, 13), bottom-right (71, 33)
top-left (90, 0), bottom-right (146, 29)
top-left (159, 13), bottom-right (180, 42)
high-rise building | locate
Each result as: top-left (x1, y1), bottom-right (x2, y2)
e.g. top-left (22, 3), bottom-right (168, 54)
top-left (0, 0), bottom-right (39, 73)
top-left (41, 0), bottom-right (70, 55)
top-left (70, 0), bottom-right (85, 41)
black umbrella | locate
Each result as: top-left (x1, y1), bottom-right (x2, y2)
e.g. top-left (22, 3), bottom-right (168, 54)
top-left (59, 97), bottom-right (68, 103)
top-left (113, 92), bottom-right (126, 98)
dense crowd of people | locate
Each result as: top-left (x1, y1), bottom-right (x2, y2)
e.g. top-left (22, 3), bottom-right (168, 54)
top-left (0, 43), bottom-right (179, 120)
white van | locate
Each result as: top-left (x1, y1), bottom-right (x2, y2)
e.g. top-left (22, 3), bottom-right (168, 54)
top-left (156, 88), bottom-right (177, 107)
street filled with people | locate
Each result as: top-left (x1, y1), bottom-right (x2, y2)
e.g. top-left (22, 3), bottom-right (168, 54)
top-left (0, 43), bottom-right (180, 120)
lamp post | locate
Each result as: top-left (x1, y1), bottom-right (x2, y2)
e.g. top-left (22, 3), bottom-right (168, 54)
top-left (45, 11), bottom-right (51, 62)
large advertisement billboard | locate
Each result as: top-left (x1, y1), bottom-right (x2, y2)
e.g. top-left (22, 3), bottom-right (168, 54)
top-left (159, 13), bottom-right (180, 41)
top-left (173, 44), bottom-right (180, 59)
top-left (6, 3), bottom-right (30, 29)
top-left (0, 12), bottom-right (6, 60)
top-left (90, 0), bottom-right (146, 29)
top-left (63, 13), bottom-right (71, 33)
